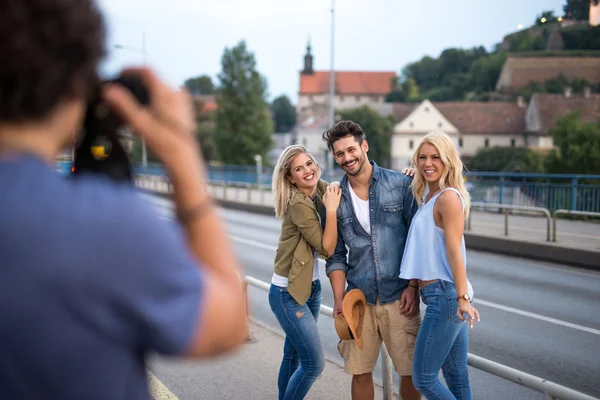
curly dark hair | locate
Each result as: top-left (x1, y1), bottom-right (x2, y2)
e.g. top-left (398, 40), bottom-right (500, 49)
top-left (322, 120), bottom-right (366, 151)
top-left (0, 0), bottom-right (106, 123)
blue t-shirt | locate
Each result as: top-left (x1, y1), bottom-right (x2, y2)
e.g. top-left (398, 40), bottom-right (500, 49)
top-left (0, 153), bottom-right (204, 399)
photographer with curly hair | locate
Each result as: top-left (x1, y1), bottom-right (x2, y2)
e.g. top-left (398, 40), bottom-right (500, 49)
top-left (0, 1), bottom-right (246, 398)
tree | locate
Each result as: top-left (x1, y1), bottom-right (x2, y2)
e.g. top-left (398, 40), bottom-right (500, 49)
top-left (338, 105), bottom-right (394, 168)
top-left (535, 10), bottom-right (557, 25)
top-left (184, 75), bottom-right (214, 95)
top-left (270, 95), bottom-right (296, 132)
top-left (192, 97), bottom-right (216, 162)
top-left (563, 0), bottom-right (599, 21)
top-left (544, 110), bottom-right (600, 174)
top-left (214, 40), bottom-right (273, 165)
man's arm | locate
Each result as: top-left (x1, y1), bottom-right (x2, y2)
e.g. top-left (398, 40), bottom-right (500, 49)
top-left (104, 67), bottom-right (245, 359)
top-left (326, 229), bottom-right (348, 317)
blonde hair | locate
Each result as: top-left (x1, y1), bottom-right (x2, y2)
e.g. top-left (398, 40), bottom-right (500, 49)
top-left (410, 131), bottom-right (471, 216)
top-left (272, 145), bottom-right (321, 219)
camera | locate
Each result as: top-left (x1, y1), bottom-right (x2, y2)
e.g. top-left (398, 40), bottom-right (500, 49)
top-left (72, 75), bottom-right (149, 183)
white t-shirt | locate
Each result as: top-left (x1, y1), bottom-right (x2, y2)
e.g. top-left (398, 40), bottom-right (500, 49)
top-left (348, 181), bottom-right (371, 235)
top-left (271, 252), bottom-right (319, 287)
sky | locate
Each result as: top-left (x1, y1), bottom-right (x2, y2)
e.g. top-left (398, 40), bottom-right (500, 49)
top-left (98, 0), bottom-right (566, 103)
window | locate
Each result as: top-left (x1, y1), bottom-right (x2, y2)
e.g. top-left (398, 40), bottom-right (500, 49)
top-left (459, 138), bottom-right (463, 148)
top-left (511, 138), bottom-right (516, 147)
top-left (410, 122), bottom-right (414, 128)
top-left (438, 122), bottom-right (442, 128)
top-left (302, 138), bottom-right (307, 146)
top-left (484, 138), bottom-right (490, 148)
top-left (409, 140), bottom-right (414, 149)
top-left (425, 107), bottom-right (429, 112)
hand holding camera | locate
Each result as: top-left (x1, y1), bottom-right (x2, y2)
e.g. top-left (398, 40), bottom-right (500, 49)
top-left (102, 67), bottom-right (203, 179)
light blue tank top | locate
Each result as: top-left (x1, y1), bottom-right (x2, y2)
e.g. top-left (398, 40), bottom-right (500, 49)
top-left (399, 188), bottom-right (474, 299)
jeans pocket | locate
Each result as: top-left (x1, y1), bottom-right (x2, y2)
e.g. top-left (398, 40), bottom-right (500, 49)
top-left (447, 296), bottom-right (464, 324)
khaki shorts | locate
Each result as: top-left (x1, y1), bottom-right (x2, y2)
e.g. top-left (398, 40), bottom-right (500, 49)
top-left (337, 298), bottom-right (421, 376)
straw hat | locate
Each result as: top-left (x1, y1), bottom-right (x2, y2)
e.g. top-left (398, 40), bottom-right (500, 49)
top-left (334, 288), bottom-right (366, 349)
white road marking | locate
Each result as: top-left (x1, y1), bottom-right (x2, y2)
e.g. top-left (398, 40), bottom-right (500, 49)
top-left (158, 212), bottom-right (600, 337)
top-left (473, 299), bottom-right (600, 336)
top-left (229, 235), bottom-right (600, 337)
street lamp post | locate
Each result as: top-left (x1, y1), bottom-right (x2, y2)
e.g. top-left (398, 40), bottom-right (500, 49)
top-left (327, 0), bottom-right (336, 178)
top-left (114, 32), bottom-right (148, 170)
top-left (254, 154), bottom-right (263, 188)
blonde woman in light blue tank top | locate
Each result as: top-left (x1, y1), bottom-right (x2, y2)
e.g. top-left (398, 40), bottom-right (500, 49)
top-left (399, 131), bottom-right (480, 400)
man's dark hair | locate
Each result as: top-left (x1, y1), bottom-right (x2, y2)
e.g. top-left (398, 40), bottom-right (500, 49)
top-left (322, 120), bottom-right (366, 151)
top-left (0, 0), bottom-right (106, 123)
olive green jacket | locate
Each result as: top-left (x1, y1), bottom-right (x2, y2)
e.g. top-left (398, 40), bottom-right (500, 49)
top-left (274, 180), bottom-right (330, 305)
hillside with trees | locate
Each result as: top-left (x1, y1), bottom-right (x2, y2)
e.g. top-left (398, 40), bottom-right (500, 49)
top-left (386, 0), bottom-right (600, 103)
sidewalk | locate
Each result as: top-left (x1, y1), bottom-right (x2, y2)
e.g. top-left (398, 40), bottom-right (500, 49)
top-left (148, 320), bottom-right (395, 400)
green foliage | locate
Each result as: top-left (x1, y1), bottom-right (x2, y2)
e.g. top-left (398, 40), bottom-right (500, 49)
top-left (385, 77), bottom-right (419, 102)
top-left (184, 75), bottom-right (215, 95)
top-left (214, 40), bottom-right (274, 165)
top-left (516, 75), bottom-right (590, 101)
top-left (270, 95), bottom-right (296, 132)
top-left (545, 110), bottom-right (600, 174)
top-left (192, 97), bottom-right (216, 162)
top-left (563, 0), bottom-right (599, 21)
top-left (338, 105), bottom-right (394, 168)
top-left (561, 25), bottom-right (600, 50)
top-left (394, 46), bottom-right (504, 103)
top-left (534, 10), bottom-right (558, 26)
top-left (467, 112), bottom-right (600, 175)
top-left (467, 147), bottom-right (543, 173)
top-left (469, 52), bottom-right (507, 93)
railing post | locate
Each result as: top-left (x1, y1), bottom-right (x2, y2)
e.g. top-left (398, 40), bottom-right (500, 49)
top-left (571, 178), bottom-right (578, 212)
top-left (504, 209), bottom-right (509, 236)
top-left (499, 177), bottom-right (504, 206)
top-left (247, 183), bottom-right (252, 203)
top-left (380, 343), bottom-right (394, 400)
top-left (243, 281), bottom-right (252, 343)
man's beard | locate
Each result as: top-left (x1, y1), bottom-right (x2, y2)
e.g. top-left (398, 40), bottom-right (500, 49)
top-left (343, 152), bottom-right (365, 176)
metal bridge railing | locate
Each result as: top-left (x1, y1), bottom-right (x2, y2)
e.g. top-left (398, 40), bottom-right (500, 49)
top-left (243, 276), bottom-right (599, 400)
top-left (467, 202), bottom-right (553, 242)
top-left (552, 209), bottom-right (600, 242)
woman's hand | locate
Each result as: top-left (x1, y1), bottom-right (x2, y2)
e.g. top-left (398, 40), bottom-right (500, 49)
top-left (323, 183), bottom-right (342, 212)
top-left (457, 300), bottom-right (480, 328)
top-left (401, 167), bottom-right (416, 177)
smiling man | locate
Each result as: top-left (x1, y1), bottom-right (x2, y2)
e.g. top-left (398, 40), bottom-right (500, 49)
top-left (322, 120), bottom-right (421, 400)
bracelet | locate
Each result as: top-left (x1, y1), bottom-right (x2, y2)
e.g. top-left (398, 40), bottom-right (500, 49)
top-left (176, 197), bottom-right (213, 224)
top-left (408, 284), bottom-right (419, 289)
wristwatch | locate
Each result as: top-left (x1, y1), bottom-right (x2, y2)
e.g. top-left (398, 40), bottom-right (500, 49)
top-left (457, 294), bottom-right (471, 302)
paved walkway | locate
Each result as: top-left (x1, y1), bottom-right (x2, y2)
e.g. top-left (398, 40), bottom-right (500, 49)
top-left (148, 320), bottom-right (395, 399)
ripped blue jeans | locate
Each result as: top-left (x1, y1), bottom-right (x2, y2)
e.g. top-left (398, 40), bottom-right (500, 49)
top-left (268, 280), bottom-right (325, 400)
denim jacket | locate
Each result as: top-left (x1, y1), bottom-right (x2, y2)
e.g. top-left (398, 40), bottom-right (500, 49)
top-left (325, 161), bottom-right (418, 305)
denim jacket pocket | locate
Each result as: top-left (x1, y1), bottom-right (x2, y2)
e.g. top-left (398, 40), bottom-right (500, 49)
top-left (339, 217), bottom-right (357, 242)
top-left (382, 202), bottom-right (403, 227)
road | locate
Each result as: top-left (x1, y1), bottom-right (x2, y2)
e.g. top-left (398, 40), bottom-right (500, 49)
top-left (145, 194), bottom-right (600, 399)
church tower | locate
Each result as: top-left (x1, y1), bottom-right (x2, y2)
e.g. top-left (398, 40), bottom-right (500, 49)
top-left (302, 37), bottom-right (314, 75)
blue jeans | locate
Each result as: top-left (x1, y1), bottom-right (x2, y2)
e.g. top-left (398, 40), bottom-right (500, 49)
top-left (413, 280), bottom-right (472, 400)
top-left (269, 280), bottom-right (325, 400)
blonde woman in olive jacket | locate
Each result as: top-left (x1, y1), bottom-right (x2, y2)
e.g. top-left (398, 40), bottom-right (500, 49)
top-left (269, 145), bottom-right (341, 400)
